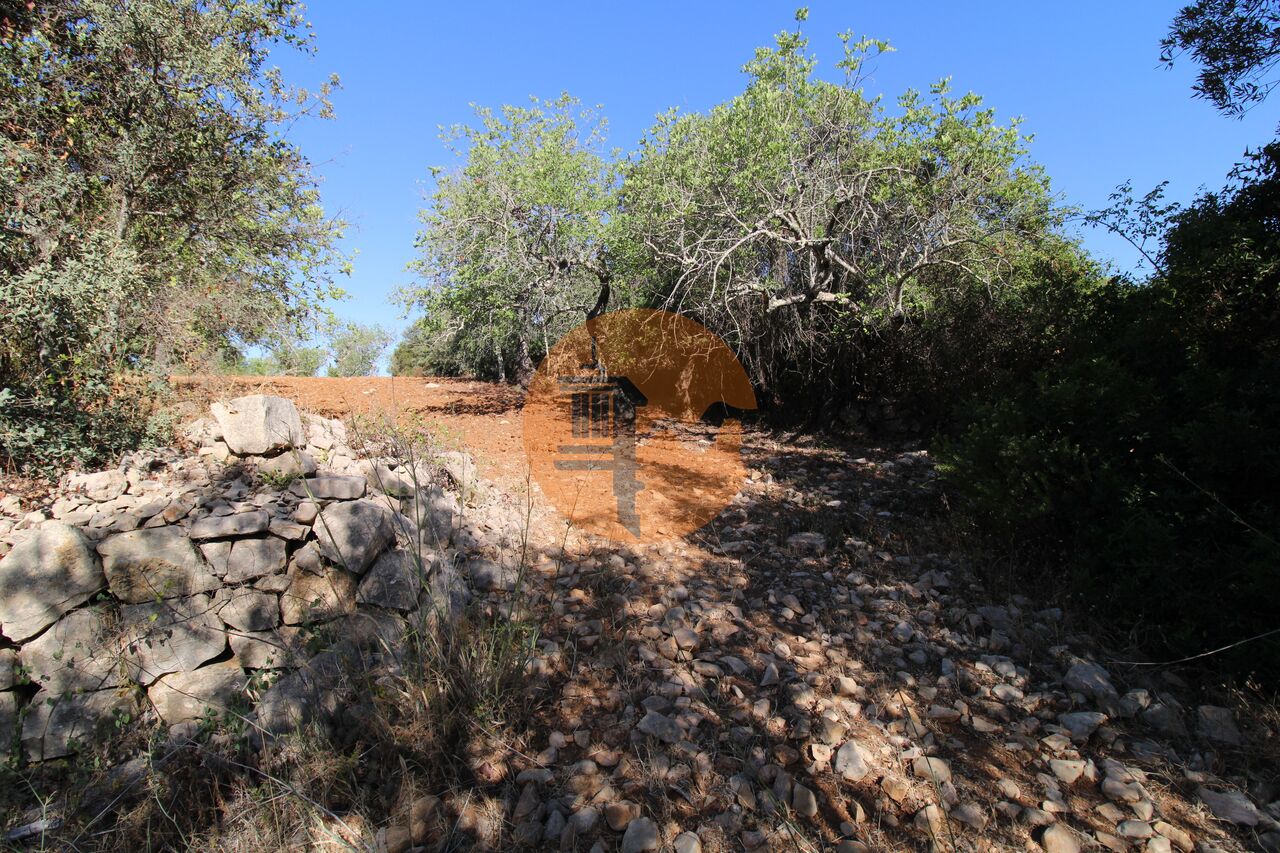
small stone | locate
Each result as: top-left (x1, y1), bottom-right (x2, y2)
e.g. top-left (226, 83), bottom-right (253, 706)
top-left (1118, 820), bottom-right (1154, 839)
top-left (1196, 705), bottom-right (1242, 746)
top-left (1050, 759), bottom-right (1087, 785)
top-left (620, 816), bottom-right (659, 853)
top-left (835, 740), bottom-right (872, 781)
top-left (912, 755), bottom-right (952, 784)
top-left (673, 831), bottom-right (701, 853)
top-left (951, 802), bottom-right (988, 832)
top-left (792, 783), bottom-right (818, 817)
top-left (786, 532), bottom-right (826, 555)
top-left (637, 710), bottom-right (682, 744)
top-left (605, 801), bottom-right (641, 832)
top-left (1197, 787), bottom-right (1260, 825)
top-left (1058, 711), bottom-right (1107, 741)
top-left (75, 469), bottom-right (129, 502)
top-left (1063, 661), bottom-right (1119, 705)
top-left (1153, 821), bottom-right (1193, 852)
top-left (1041, 824), bottom-right (1082, 853)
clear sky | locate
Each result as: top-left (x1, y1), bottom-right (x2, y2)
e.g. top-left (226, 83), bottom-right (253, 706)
top-left (273, 1), bottom-right (1277, 361)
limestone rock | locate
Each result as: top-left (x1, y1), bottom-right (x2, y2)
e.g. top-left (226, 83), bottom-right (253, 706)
top-left (211, 587), bottom-right (280, 632)
top-left (256, 452), bottom-right (317, 480)
top-left (1196, 705), bottom-right (1243, 746)
top-left (253, 650), bottom-right (349, 737)
top-left (356, 549), bottom-right (424, 611)
top-left (1197, 787), bottom-right (1260, 826)
top-left (0, 522), bottom-right (103, 641)
top-left (22, 688), bottom-right (137, 761)
top-left (313, 500), bottom-right (394, 573)
top-left (637, 710), bottom-right (682, 744)
top-left (230, 628), bottom-right (304, 669)
top-left (188, 510), bottom-right (269, 540)
top-left (912, 755), bottom-right (952, 784)
top-left (211, 395), bottom-right (304, 456)
top-left (1063, 661), bottom-right (1119, 707)
top-left (74, 470), bottom-right (129, 502)
top-left (120, 594), bottom-right (226, 684)
top-left (99, 526), bottom-right (219, 603)
top-left (222, 537), bottom-right (287, 584)
top-left (366, 463), bottom-right (416, 498)
top-left (621, 816), bottom-right (659, 853)
top-left (290, 475), bottom-right (367, 501)
top-left (0, 691), bottom-right (14, 762)
top-left (467, 557), bottom-right (517, 592)
top-left (439, 451), bottom-right (481, 504)
top-left (1041, 824), bottom-right (1082, 853)
top-left (19, 607), bottom-right (122, 693)
top-left (147, 660), bottom-right (246, 724)
top-left (281, 565), bottom-right (357, 625)
top-left (835, 740), bottom-right (872, 781)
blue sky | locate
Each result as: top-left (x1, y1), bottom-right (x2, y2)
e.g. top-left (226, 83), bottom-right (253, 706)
top-left (274, 1), bottom-right (1277, 360)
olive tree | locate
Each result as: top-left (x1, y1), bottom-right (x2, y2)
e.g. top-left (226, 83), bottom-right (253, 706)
top-left (401, 94), bottom-right (619, 382)
top-left (618, 15), bottom-right (1057, 407)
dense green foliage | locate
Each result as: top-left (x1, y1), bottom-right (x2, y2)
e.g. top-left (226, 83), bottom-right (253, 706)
top-left (326, 321), bottom-right (392, 377)
top-left (940, 144), bottom-right (1280, 677)
top-left (0, 0), bottom-right (345, 471)
top-left (397, 94), bottom-right (621, 381)
top-left (396, 21), bottom-right (1067, 405)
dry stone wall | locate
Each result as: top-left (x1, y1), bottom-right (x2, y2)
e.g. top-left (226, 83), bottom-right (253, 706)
top-left (0, 394), bottom-right (498, 763)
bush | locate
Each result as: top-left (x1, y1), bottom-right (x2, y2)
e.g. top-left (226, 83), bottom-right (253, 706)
top-left (939, 146), bottom-right (1280, 682)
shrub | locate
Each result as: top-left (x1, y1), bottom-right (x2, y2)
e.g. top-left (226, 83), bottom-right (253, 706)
top-left (939, 146), bottom-right (1280, 681)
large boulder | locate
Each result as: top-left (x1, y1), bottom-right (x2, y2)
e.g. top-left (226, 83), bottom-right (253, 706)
top-left (211, 395), bottom-right (304, 456)
top-left (313, 499), bottom-right (395, 574)
top-left (98, 527), bottom-right (221, 603)
top-left (0, 522), bottom-right (103, 642)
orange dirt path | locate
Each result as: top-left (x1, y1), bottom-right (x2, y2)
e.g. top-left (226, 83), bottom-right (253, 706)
top-left (170, 376), bottom-right (528, 484)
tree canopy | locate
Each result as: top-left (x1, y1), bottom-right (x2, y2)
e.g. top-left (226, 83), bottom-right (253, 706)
top-left (0, 0), bottom-right (347, 468)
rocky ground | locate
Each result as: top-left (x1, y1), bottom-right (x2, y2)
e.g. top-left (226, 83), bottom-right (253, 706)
top-left (0, 381), bottom-right (1276, 852)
